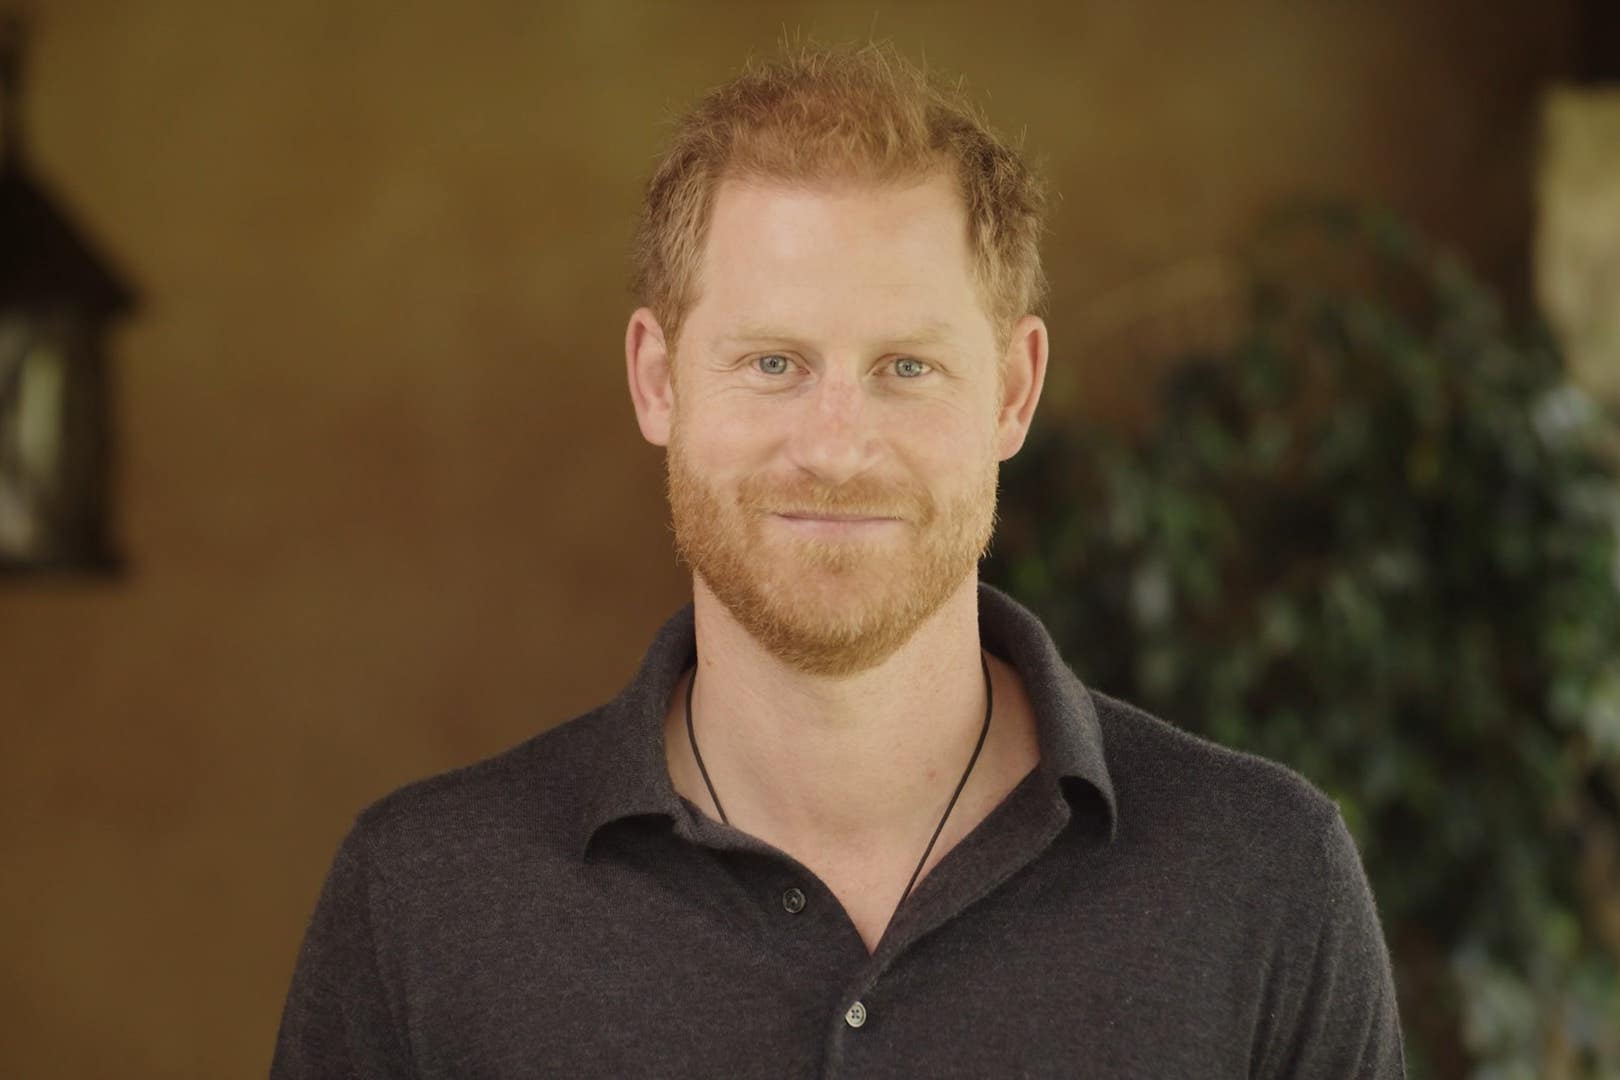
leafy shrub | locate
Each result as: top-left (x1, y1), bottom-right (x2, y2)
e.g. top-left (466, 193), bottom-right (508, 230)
top-left (987, 207), bottom-right (1620, 1078)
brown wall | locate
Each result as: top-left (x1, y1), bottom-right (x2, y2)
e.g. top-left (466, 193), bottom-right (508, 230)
top-left (0, 2), bottom-right (1575, 1075)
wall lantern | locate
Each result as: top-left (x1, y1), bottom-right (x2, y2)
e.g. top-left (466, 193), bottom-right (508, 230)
top-left (0, 16), bottom-right (136, 575)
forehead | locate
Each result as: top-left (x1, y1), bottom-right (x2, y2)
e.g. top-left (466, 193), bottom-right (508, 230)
top-left (685, 172), bottom-right (989, 347)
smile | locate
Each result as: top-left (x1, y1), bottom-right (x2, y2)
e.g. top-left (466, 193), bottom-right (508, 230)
top-left (772, 513), bottom-right (901, 533)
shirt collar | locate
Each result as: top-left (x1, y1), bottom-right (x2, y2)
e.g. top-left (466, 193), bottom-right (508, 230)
top-left (573, 580), bottom-right (1117, 861)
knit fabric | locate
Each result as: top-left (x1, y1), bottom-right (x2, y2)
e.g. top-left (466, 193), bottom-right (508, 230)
top-left (272, 581), bottom-right (1404, 1078)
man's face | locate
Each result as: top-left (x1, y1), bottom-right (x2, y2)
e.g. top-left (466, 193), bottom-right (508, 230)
top-left (664, 172), bottom-right (1006, 677)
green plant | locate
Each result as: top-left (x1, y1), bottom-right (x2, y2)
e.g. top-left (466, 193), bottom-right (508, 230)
top-left (987, 206), bottom-right (1620, 1078)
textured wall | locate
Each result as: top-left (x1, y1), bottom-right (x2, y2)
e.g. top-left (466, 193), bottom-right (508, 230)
top-left (0, 1), bottom-right (1575, 1075)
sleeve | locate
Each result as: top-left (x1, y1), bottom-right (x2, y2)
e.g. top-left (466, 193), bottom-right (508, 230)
top-left (270, 820), bottom-right (416, 1079)
top-left (1257, 807), bottom-right (1406, 1079)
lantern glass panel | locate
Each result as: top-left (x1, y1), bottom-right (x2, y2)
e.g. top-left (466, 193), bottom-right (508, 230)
top-left (0, 310), bottom-right (71, 562)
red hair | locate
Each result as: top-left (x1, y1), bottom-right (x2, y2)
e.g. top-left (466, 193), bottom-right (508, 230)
top-left (631, 40), bottom-right (1049, 350)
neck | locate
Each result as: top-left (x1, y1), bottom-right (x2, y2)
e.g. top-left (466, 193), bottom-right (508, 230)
top-left (665, 573), bottom-right (995, 861)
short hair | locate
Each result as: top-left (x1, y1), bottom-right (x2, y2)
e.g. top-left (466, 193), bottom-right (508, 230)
top-left (631, 40), bottom-right (1049, 352)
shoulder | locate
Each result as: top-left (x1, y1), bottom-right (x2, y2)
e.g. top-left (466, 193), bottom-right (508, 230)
top-left (341, 706), bottom-right (611, 880)
top-left (1079, 688), bottom-right (1399, 1044)
top-left (1086, 687), bottom-right (1345, 880)
top-left (1081, 694), bottom-right (1405, 1075)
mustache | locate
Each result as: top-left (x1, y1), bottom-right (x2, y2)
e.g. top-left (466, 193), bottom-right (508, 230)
top-left (735, 473), bottom-right (934, 523)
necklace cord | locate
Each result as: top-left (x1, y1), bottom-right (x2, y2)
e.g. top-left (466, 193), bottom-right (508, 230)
top-left (897, 650), bottom-right (992, 909)
top-left (685, 663), bottom-right (729, 824)
top-left (684, 650), bottom-right (994, 918)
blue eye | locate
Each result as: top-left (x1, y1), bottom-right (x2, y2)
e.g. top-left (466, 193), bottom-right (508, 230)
top-left (757, 354), bottom-right (791, 375)
top-left (894, 357), bottom-right (930, 378)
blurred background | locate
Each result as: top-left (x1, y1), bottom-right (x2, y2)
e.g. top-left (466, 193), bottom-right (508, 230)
top-left (1, 1), bottom-right (1616, 1077)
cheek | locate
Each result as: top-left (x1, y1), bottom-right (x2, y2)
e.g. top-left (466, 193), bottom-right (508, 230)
top-left (910, 408), bottom-right (998, 468)
top-left (676, 383), bottom-right (997, 477)
top-left (669, 416), bottom-right (762, 504)
top-left (675, 382), bottom-right (767, 443)
top-left (671, 394), bottom-right (732, 453)
top-left (679, 431), bottom-right (758, 489)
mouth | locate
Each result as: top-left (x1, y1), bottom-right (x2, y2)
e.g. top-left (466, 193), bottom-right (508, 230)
top-left (771, 512), bottom-right (902, 535)
top-left (775, 511), bottom-right (899, 523)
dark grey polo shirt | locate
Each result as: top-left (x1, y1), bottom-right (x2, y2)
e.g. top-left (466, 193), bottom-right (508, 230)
top-left (272, 582), bottom-right (1404, 1078)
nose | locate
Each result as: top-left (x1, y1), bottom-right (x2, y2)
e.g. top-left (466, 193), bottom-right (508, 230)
top-left (786, 366), bottom-right (875, 486)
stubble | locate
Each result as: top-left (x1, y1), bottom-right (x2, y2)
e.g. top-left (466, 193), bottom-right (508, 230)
top-left (665, 426), bottom-right (999, 677)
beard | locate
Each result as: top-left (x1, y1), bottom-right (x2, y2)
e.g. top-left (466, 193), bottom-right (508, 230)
top-left (665, 424), bottom-right (999, 678)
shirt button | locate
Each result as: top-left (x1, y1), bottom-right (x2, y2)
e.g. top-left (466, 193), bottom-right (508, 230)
top-left (781, 887), bottom-right (806, 914)
top-left (845, 1001), bottom-right (868, 1029)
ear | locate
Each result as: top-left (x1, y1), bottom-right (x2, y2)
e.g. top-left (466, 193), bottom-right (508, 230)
top-left (994, 314), bottom-right (1049, 460)
top-left (625, 307), bottom-right (675, 447)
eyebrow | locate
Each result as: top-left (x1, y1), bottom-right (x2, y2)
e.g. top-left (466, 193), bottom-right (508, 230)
top-left (718, 320), bottom-right (958, 350)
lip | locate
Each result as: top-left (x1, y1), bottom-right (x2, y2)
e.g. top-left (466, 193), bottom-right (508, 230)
top-left (775, 513), bottom-right (897, 523)
top-left (772, 513), bottom-right (901, 533)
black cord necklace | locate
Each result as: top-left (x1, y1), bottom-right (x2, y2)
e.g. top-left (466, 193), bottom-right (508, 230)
top-left (685, 650), bottom-right (993, 914)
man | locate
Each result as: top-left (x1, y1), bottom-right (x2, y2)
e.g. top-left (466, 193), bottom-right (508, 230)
top-left (273, 42), bottom-right (1404, 1078)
